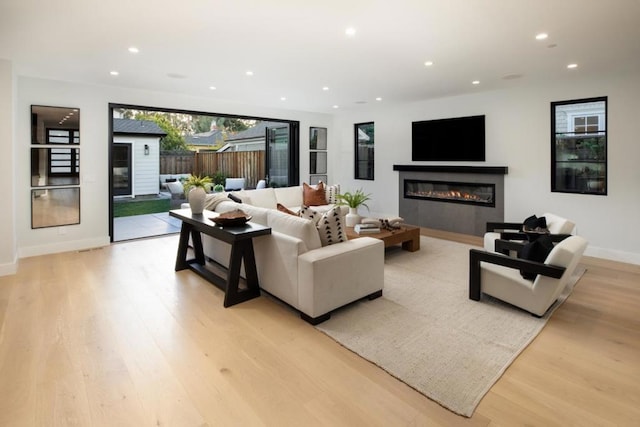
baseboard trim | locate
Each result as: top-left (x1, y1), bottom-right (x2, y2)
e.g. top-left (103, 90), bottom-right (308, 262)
top-left (18, 237), bottom-right (111, 259)
top-left (0, 257), bottom-right (18, 277)
top-left (584, 246), bottom-right (640, 267)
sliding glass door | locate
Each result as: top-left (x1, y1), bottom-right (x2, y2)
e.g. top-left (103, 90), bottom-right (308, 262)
top-left (266, 123), bottom-right (298, 187)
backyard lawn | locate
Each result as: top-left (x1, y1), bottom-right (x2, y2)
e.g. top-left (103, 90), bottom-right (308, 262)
top-left (113, 197), bottom-right (171, 217)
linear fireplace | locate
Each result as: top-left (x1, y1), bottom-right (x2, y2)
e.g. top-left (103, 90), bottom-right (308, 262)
top-left (404, 179), bottom-right (495, 207)
top-left (394, 165), bottom-right (508, 236)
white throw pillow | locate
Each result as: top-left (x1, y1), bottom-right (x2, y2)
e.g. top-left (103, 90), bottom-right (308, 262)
top-left (298, 205), bottom-right (322, 224)
top-left (325, 183), bottom-right (340, 204)
top-left (316, 206), bottom-right (346, 246)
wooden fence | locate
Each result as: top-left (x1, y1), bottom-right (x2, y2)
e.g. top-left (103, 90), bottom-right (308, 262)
top-left (159, 151), bottom-right (194, 175)
top-left (160, 151), bottom-right (266, 188)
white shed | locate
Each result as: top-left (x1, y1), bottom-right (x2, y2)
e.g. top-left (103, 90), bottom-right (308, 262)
top-left (113, 118), bottom-right (166, 197)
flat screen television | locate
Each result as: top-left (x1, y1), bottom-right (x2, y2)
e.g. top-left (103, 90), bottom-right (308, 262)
top-left (412, 115), bottom-right (485, 161)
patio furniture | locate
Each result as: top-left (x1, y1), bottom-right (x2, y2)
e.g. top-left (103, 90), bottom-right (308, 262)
top-left (225, 177), bottom-right (246, 191)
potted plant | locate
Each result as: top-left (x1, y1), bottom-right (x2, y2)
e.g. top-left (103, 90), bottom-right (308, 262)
top-left (336, 189), bottom-right (372, 226)
top-left (183, 174), bottom-right (212, 214)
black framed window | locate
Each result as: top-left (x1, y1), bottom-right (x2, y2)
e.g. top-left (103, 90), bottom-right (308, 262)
top-left (551, 97), bottom-right (607, 195)
top-left (354, 122), bottom-right (374, 180)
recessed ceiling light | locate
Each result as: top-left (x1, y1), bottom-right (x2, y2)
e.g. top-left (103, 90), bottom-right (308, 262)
top-left (128, 46), bottom-right (139, 53)
top-left (332, 105), bottom-right (339, 109)
top-left (246, 70), bottom-right (254, 76)
top-left (472, 80), bottom-right (480, 85)
top-left (535, 33), bottom-right (548, 40)
top-left (375, 97), bottom-right (382, 101)
top-left (322, 86), bottom-right (329, 91)
top-left (567, 63), bottom-right (578, 69)
top-left (110, 71), bottom-right (119, 76)
top-left (424, 61), bottom-right (434, 67)
top-left (345, 27), bottom-right (356, 37)
top-left (209, 86), bottom-right (216, 90)
top-left (280, 97), bottom-right (286, 101)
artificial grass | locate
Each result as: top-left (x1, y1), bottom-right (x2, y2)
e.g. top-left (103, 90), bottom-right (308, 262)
top-left (113, 198), bottom-right (171, 217)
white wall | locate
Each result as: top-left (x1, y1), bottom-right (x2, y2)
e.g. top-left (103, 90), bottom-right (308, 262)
top-left (0, 59), bottom-right (17, 275)
top-left (332, 70), bottom-right (640, 265)
top-left (14, 76), bottom-right (333, 259)
top-left (10, 71), bottom-right (639, 267)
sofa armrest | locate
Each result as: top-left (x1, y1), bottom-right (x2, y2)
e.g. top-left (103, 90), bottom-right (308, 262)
top-left (468, 249), bottom-right (565, 300)
top-left (297, 237), bottom-right (384, 318)
top-left (486, 221), bottom-right (523, 232)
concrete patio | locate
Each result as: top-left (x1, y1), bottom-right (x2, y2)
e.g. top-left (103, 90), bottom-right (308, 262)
top-left (113, 212), bottom-right (182, 242)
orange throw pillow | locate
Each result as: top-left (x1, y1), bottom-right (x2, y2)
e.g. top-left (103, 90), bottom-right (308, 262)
top-left (276, 203), bottom-right (297, 216)
top-left (303, 182), bottom-right (326, 206)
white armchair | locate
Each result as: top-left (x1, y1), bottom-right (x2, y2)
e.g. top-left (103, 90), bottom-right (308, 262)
top-left (469, 235), bottom-right (588, 316)
top-left (484, 212), bottom-right (575, 253)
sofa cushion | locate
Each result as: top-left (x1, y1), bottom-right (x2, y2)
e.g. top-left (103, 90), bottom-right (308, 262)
top-left (316, 206), bottom-right (346, 246)
top-left (303, 181), bottom-right (326, 206)
top-left (267, 209), bottom-right (322, 251)
top-left (275, 186), bottom-right (303, 208)
top-left (243, 187), bottom-right (277, 209)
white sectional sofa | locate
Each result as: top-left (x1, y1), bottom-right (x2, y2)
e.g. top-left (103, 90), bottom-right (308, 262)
top-left (184, 185), bottom-right (385, 324)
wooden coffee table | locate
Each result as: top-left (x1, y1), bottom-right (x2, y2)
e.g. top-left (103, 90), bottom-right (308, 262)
top-left (346, 224), bottom-right (420, 252)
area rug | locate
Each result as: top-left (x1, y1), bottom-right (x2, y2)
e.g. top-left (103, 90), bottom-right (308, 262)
top-left (315, 236), bottom-right (586, 417)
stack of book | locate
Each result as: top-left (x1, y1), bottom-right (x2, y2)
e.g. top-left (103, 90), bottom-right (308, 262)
top-left (354, 223), bottom-right (380, 234)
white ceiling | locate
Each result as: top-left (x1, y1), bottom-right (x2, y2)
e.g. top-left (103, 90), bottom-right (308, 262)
top-left (2, 0), bottom-right (639, 114)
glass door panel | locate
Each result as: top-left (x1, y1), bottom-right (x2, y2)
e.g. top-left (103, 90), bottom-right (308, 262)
top-left (113, 143), bottom-right (132, 196)
top-left (266, 125), bottom-right (290, 187)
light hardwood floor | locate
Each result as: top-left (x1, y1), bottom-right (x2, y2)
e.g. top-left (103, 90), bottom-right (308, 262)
top-left (0, 231), bottom-right (638, 426)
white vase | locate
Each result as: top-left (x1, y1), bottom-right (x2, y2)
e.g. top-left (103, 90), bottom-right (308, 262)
top-left (345, 207), bottom-right (361, 227)
top-left (188, 186), bottom-right (206, 214)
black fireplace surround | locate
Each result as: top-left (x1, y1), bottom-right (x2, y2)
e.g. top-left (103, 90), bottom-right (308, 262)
top-left (404, 179), bottom-right (495, 207)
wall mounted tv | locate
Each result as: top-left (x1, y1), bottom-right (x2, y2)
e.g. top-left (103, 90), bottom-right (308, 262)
top-left (412, 115), bottom-right (485, 161)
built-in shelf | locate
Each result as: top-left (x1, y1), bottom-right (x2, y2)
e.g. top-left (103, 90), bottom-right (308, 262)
top-left (393, 165), bottom-right (508, 175)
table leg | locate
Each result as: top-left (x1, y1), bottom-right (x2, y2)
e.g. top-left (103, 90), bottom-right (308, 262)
top-left (175, 222), bottom-right (192, 271)
top-left (402, 229), bottom-right (421, 252)
top-left (223, 239), bottom-right (261, 307)
top-left (191, 229), bottom-right (205, 265)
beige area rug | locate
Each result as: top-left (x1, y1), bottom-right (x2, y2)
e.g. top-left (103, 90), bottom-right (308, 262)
top-left (316, 236), bottom-right (586, 417)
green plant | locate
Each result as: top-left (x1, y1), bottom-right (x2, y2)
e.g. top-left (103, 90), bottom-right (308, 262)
top-left (183, 174), bottom-right (213, 195)
top-left (213, 184), bottom-right (224, 192)
top-left (211, 171), bottom-right (228, 186)
top-left (336, 189), bottom-right (372, 210)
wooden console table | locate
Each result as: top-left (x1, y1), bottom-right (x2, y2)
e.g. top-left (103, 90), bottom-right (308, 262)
top-left (169, 208), bottom-right (271, 307)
